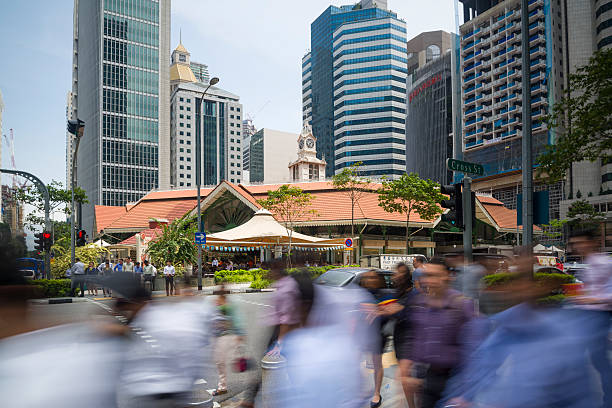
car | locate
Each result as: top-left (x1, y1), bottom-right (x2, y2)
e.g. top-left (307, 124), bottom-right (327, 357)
top-left (314, 267), bottom-right (395, 289)
top-left (20, 269), bottom-right (36, 280)
top-left (533, 265), bottom-right (582, 282)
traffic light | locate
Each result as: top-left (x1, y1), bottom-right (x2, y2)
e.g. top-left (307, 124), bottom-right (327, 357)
top-left (42, 231), bottom-right (53, 251)
top-left (67, 119), bottom-right (85, 138)
top-left (441, 184), bottom-right (464, 229)
top-left (76, 229), bottom-right (86, 246)
top-left (34, 232), bottom-right (45, 252)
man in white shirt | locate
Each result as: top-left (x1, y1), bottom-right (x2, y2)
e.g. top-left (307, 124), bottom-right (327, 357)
top-left (164, 260), bottom-right (176, 296)
top-left (123, 257), bottom-right (135, 273)
top-left (70, 258), bottom-right (86, 297)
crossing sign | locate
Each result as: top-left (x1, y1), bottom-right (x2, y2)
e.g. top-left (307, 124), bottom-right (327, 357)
top-left (195, 232), bottom-right (206, 245)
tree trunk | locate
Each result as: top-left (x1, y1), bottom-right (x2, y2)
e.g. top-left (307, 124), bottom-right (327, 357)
top-left (351, 198), bottom-right (355, 264)
top-left (406, 212), bottom-right (410, 254)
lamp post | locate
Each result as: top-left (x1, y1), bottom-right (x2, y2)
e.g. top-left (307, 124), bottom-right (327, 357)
top-left (196, 77), bottom-right (219, 290)
top-left (67, 119), bottom-right (85, 266)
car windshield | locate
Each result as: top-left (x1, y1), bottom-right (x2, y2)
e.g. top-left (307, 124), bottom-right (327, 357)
top-left (314, 270), bottom-right (355, 287)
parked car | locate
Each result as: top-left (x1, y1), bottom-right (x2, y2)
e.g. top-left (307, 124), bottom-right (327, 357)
top-left (314, 267), bottom-right (394, 289)
top-left (20, 269), bottom-right (36, 280)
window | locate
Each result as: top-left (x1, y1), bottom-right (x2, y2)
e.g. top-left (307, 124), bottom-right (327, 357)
top-left (231, 170), bottom-right (235, 175)
top-left (180, 173), bottom-right (184, 178)
top-left (187, 124), bottom-right (191, 128)
top-left (237, 147), bottom-right (241, 151)
top-left (426, 44), bottom-right (441, 62)
top-left (237, 171), bottom-right (241, 175)
top-left (237, 179), bottom-right (240, 183)
top-left (180, 182), bottom-right (184, 186)
top-left (179, 131), bottom-right (184, 135)
top-left (237, 155), bottom-right (241, 159)
top-left (180, 123), bottom-right (184, 127)
top-left (230, 138), bottom-right (235, 143)
top-left (180, 97), bottom-right (184, 102)
top-left (187, 132), bottom-right (191, 136)
top-left (186, 149), bottom-right (191, 153)
top-left (237, 116), bottom-right (241, 120)
top-left (179, 54), bottom-right (186, 62)
top-left (231, 123), bottom-right (234, 127)
top-left (187, 166), bottom-right (191, 170)
top-left (179, 114), bottom-right (184, 119)
top-left (186, 140), bottom-right (191, 145)
top-left (187, 174), bottom-right (191, 179)
top-left (237, 163), bottom-right (241, 167)
top-left (231, 179), bottom-right (235, 183)
top-left (179, 165), bottom-right (184, 169)
top-left (186, 107), bottom-right (191, 111)
top-left (308, 164), bottom-right (319, 180)
top-left (231, 154), bottom-right (235, 158)
top-left (237, 139), bottom-right (241, 144)
top-left (187, 99), bottom-right (191, 103)
top-left (231, 163), bottom-right (235, 167)
top-left (230, 106), bottom-right (234, 111)
top-left (237, 124), bottom-right (241, 128)
top-left (231, 146), bottom-right (235, 151)
top-left (231, 115), bottom-right (235, 119)
top-left (180, 140), bottom-right (184, 144)
top-left (180, 157), bottom-right (184, 161)
top-left (187, 157), bottom-right (191, 161)
top-left (237, 108), bottom-right (241, 112)
top-left (237, 132), bottom-right (241, 135)
top-left (179, 106), bottom-right (184, 110)
top-left (180, 148), bottom-right (184, 152)
top-left (187, 115), bottom-right (191, 119)
top-left (231, 131), bottom-right (235, 135)
top-left (187, 183), bottom-right (191, 186)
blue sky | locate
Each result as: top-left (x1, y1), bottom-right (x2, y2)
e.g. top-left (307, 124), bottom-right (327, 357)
top-left (0, 0), bottom-right (458, 188)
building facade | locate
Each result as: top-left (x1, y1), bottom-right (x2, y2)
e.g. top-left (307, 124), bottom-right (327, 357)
top-left (190, 61), bottom-right (210, 83)
top-left (0, 89), bottom-right (3, 222)
top-left (305, 0), bottom-right (404, 178)
top-left (406, 52), bottom-right (453, 185)
top-left (72, 0), bottom-right (171, 234)
top-left (65, 91), bottom-right (75, 189)
top-left (406, 30), bottom-right (453, 75)
top-left (457, 0), bottom-right (566, 226)
top-left (169, 43), bottom-right (244, 187)
top-left (289, 123), bottom-right (326, 182)
top-left (242, 117), bottom-right (257, 171)
top-left (249, 129), bottom-right (298, 184)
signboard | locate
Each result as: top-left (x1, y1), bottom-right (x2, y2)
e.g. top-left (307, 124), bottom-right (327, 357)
top-left (379, 254), bottom-right (427, 271)
top-left (517, 191), bottom-right (550, 225)
top-left (344, 238), bottom-right (353, 248)
top-left (446, 158), bottom-right (484, 176)
top-left (194, 232), bottom-right (207, 245)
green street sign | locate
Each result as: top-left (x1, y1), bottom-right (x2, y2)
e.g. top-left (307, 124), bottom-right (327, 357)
top-left (446, 158), bottom-right (484, 176)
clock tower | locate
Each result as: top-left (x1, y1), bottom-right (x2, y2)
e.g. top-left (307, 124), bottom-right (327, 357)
top-left (289, 122), bottom-right (326, 182)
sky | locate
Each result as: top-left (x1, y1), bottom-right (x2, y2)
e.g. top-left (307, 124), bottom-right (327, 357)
top-left (0, 0), bottom-right (459, 188)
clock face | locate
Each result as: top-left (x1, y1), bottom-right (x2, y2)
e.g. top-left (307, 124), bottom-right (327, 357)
top-left (299, 139), bottom-right (305, 149)
top-left (306, 138), bottom-right (315, 148)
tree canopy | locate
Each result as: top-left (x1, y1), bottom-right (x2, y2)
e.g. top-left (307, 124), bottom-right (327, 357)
top-left (146, 214), bottom-right (197, 268)
top-left (537, 49), bottom-right (612, 182)
top-left (377, 173), bottom-right (444, 253)
top-left (332, 161), bottom-right (371, 236)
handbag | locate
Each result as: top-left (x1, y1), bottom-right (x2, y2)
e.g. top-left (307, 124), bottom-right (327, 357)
top-left (232, 341), bottom-right (252, 373)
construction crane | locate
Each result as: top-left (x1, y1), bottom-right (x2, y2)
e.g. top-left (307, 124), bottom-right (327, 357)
top-left (2, 129), bottom-right (27, 189)
top-left (246, 99), bottom-right (271, 123)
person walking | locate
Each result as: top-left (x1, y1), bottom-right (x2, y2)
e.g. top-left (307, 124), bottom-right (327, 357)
top-left (212, 289), bottom-right (244, 396)
top-left (376, 258), bottom-right (476, 408)
top-left (142, 260), bottom-right (156, 292)
top-left (123, 257), bottom-right (134, 273)
top-left (568, 228), bottom-right (612, 406)
top-left (412, 257), bottom-right (425, 290)
top-left (163, 260), bottom-right (176, 296)
top-left (134, 262), bottom-right (143, 283)
top-left (100, 260), bottom-right (114, 297)
top-left (70, 258), bottom-right (86, 297)
top-left (85, 262), bottom-right (99, 296)
top-left (113, 259), bottom-right (124, 273)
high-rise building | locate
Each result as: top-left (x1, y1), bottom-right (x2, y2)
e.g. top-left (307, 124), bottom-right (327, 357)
top-left (304, 0), bottom-right (406, 178)
top-left (169, 43), bottom-right (244, 186)
top-left (457, 0), bottom-right (565, 221)
top-left (190, 61), bottom-right (210, 83)
top-left (406, 49), bottom-right (454, 185)
top-left (242, 117), bottom-right (257, 172)
top-left (0, 89), bottom-right (3, 223)
top-left (406, 30), bottom-right (453, 75)
top-left (71, 0), bottom-right (171, 234)
top-left (249, 129), bottom-right (298, 184)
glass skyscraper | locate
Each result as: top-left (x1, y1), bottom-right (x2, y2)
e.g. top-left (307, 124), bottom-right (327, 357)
top-left (305, 0), bottom-right (407, 178)
top-left (71, 0), bottom-right (170, 234)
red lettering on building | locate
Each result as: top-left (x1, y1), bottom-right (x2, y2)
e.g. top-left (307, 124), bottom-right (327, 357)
top-left (409, 74), bottom-right (442, 103)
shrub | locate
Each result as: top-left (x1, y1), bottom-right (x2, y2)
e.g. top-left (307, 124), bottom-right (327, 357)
top-left (215, 265), bottom-right (359, 288)
top-left (250, 279), bottom-right (272, 290)
top-left (28, 279), bottom-right (72, 298)
top-left (483, 272), bottom-right (575, 287)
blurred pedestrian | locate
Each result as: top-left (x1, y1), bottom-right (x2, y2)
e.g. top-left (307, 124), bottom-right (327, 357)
top-left (70, 258), bottom-right (86, 297)
top-left (123, 257), bottom-right (134, 273)
top-left (412, 257), bottom-right (425, 290)
top-left (164, 260), bottom-right (176, 296)
top-left (114, 258), bottom-right (124, 273)
top-left (143, 260), bottom-right (156, 291)
top-left (568, 228), bottom-right (612, 406)
top-left (212, 288), bottom-right (244, 396)
top-left (378, 258), bottom-right (476, 408)
top-left (85, 261), bottom-right (98, 296)
top-left (101, 260), bottom-right (114, 297)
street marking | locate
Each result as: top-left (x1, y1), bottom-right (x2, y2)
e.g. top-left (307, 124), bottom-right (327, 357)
top-left (194, 378), bottom-right (207, 385)
top-left (213, 402), bottom-right (221, 408)
top-left (93, 297), bottom-right (112, 300)
top-left (235, 297), bottom-right (273, 308)
top-left (145, 339), bottom-right (156, 343)
top-left (141, 335), bottom-right (152, 339)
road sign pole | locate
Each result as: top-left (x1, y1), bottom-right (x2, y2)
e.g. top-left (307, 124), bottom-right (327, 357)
top-left (521, 0), bottom-right (534, 253)
top-left (463, 177), bottom-right (473, 262)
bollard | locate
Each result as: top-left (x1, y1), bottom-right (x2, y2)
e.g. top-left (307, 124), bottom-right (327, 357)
top-left (260, 354), bottom-right (288, 408)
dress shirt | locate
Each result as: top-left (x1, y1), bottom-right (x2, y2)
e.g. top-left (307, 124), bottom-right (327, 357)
top-left (163, 265), bottom-right (176, 276)
top-left (267, 276), bottom-right (301, 326)
top-left (70, 261), bottom-right (85, 275)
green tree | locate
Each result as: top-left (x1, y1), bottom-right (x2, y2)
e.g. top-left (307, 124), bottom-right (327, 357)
top-left (377, 173), bottom-right (445, 254)
top-left (50, 243), bottom-right (109, 278)
top-left (332, 161), bottom-right (370, 239)
top-left (146, 214), bottom-right (197, 269)
top-left (540, 218), bottom-right (568, 241)
top-left (257, 185), bottom-right (316, 267)
top-left (537, 49), bottom-right (612, 182)
top-left (15, 180), bottom-right (88, 231)
top-left (566, 199), bottom-right (603, 231)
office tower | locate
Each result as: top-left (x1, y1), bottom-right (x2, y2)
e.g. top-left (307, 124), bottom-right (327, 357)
top-left (457, 0), bottom-right (565, 221)
top-left (169, 43), bottom-right (244, 186)
top-left (72, 0), bottom-right (171, 234)
top-left (190, 61), bottom-right (210, 83)
top-left (249, 129), bottom-right (298, 184)
top-left (406, 48), bottom-right (454, 185)
top-left (407, 30), bottom-right (453, 75)
top-left (242, 118), bottom-right (257, 172)
top-left (305, 0), bottom-right (406, 178)
top-left (0, 89), bottom-right (3, 222)
top-left (302, 52), bottom-right (312, 125)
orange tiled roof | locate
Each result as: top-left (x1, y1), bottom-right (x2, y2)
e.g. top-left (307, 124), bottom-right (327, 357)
top-left (476, 195), bottom-right (504, 205)
top-left (118, 227), bottom-right (162, 245)
top-left (105, 198), bottom-right (199, 230)
top-left (94, 205), bottom-right (127, 232)
top-left (139, 188), bottom-right (214, 201)
top-left (479, 198), bottom-right (541, 231)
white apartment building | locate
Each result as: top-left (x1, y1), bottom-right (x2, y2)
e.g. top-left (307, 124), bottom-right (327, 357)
top-left (249, 128), bottom-right (297, 184)
top-left (170, 43), bottom-right (244, 187)
top-left (332, 15), bottom-right (408, 178)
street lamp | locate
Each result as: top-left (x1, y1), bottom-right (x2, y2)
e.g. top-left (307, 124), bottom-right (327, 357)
top-left (196, 77), bottom-right (219, 290)
top-left (67, 119), bottom-right (85, 265)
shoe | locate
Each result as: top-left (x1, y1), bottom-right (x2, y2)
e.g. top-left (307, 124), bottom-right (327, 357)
top-left (212, 389), bottom-right (227, 396)
top-left (370, 395), bottom-right (382, 408)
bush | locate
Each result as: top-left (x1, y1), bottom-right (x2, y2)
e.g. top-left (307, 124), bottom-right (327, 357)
top-left (483, 272), bottom-right (575, 287)
top-left (28, 279), bottom-right (72, 298)
top-left (250, 279), bottom-right (272, 290)
top-left (216, 265), bottom-right (359, 288)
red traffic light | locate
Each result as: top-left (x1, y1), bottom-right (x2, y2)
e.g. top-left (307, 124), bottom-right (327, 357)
top-left (77, 230), bottom-right (85, 238)
top-left (42, 232), bottom-right (51, 239)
